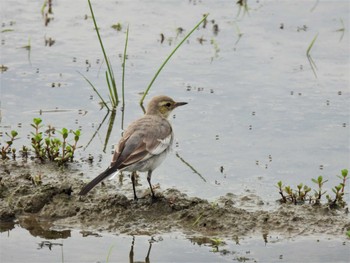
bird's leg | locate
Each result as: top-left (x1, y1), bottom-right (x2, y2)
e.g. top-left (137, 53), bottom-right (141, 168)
top-left (131, 171), bottom-right (138, 201)
top-left (147, 170), bottom-right (156, 200)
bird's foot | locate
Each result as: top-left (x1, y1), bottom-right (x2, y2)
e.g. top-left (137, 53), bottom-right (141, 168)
top-left (150, 194), bottom-right (160, 203)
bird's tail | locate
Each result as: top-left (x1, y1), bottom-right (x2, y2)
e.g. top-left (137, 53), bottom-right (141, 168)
top-left (78, 166), bottom-right (118, 195)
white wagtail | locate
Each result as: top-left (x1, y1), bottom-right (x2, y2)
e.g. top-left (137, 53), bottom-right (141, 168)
top-left (79, 95), bottom-right (187, 200)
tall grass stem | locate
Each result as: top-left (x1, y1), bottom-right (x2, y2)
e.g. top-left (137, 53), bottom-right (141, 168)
top-left (87, 0), bottom-right (118, 107)
top-left (140, 13), bottom-right (209, 106)
top-left (122, 26), bottom-right (129, 107)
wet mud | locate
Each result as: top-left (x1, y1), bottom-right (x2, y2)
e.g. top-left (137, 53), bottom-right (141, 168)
top-left (1, 162), bottom-right (349, 240)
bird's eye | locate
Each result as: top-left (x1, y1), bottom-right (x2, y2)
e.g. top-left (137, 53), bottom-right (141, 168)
top-left (165, 102), bottom-right (172, 107)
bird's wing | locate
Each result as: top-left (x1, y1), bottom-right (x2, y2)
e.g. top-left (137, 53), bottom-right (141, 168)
top-left (111, 116), bottom-right (173, 169)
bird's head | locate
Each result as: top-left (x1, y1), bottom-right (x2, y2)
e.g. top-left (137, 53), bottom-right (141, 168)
top-left (146, 95), bottom-right (187, 118)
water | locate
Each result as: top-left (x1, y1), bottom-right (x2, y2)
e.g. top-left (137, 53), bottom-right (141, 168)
top-left (1, 0), bottom-right (349, 261)
top-left (1, 225), bottom-right (349, 263)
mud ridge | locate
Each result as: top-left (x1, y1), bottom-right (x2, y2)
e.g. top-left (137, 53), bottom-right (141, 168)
top-left (1, 162), bottom-right (349, 239)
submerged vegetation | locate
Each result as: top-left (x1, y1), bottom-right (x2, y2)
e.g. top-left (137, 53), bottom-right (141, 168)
top-left (277, 169), bottom-right (348, 209)
top-left (1, 118), bottom-right (81, 164)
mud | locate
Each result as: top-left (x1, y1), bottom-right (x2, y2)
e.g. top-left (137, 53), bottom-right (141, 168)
top-left (1, 162), bottom-right (349, 240)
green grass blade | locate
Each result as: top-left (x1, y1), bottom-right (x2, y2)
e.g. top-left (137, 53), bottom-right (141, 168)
top-left (87, 0), bottom-right (109, 74)
top-left (306, 33), bottom-right (318, 78)
top-left (306, 33), bottom-right (318, 55)
top-left (87, 0), bottom-right (117, 107)
top-left (78, 71), bottom-right (110, 111)
top-left (105, 71), bottom-right (116, 106)
top-left (122, 26), bottom-right (129, 107)
top-left (41, 0), bottom-right (47, 15)
top-left (140, 13), bottom-right (209, 106)
top-left (103, 109), bottom-right (117, 152)
top-left (107, 57), bottom-right (118, 105)
top-left (106, 244), bottom-right (115, 263)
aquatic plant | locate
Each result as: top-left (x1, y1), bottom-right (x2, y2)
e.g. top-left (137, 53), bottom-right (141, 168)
top-left (0, 118), bottom-right (81, 164)
top-left (277, 169), bottom-right (348, 209)
top-left (210, 237), bottom-right (225, 252)
top-left (326, 169), bottom-right (348, 208)
top-left (30, 118), bottom-right (81, 164)
top-left (84, 1), bottom-right (208, 110)
top-left (83, 0), bottom-right (123, 110)
top-left (83, 0), bottom-right (208, 150)
top-left (311, 175), bottom-right (328, 204)
top-left (1, 130), bottom-right (18, 160)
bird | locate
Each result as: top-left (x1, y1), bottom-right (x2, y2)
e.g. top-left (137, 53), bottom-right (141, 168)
top-left (79, 95), bottom-right (187, 200)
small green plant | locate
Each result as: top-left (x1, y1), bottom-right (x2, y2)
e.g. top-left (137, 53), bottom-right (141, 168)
top-left (311, 175), bottom-right (328, 204)
top-left (326, 169), bottom-right (348, 208)
top-left (30, 118), bottom-right (81, 163)
top-left (276, 181), bottom-right (312, 204)
top-left (20, 145), bottom-right (29, 160)
top-left (1, 130), bottom-right (18, 160)
top-left (277, 169), bottom-right (348, 209)
top-left (210, 238), bottom-right (225, 252)
top-left (0, 118), bottom-right (81, 164)
top-left (31, 117), bottom-right (45, 159)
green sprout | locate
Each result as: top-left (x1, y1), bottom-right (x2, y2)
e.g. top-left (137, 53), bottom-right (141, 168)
top-left (29, 118), bottom-right (81, 164)
top-left (1, 130), bottom-right (18, 160)
top-left (277, 169), bottom-right (348, 209)
top-left (311, 175), bottom-right (328, 204)
top-left (327, 169), bottom-right (348, 208)
top-left (210, 238), bottom-right (225, 252)
top-left (31, 118), bottom-right (45, 160)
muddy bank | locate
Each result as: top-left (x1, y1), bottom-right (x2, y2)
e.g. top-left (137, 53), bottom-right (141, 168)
top-left (1, 162), bottom-right (349, 240)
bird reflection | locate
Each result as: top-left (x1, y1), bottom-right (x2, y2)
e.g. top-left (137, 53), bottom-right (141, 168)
top-left (129, 236), bottom-right (152, 263)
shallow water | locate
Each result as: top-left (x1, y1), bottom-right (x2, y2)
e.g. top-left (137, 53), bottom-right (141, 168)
top-left (1, 0), bottom-right (349, 200)
top-left (1, 225), bottom-right (349, 263)
top-left (1, 0), bottom-right (349, 261)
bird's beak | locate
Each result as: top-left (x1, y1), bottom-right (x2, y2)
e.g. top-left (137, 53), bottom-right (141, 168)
top-left (174, 101), bottom-right (188, 108)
